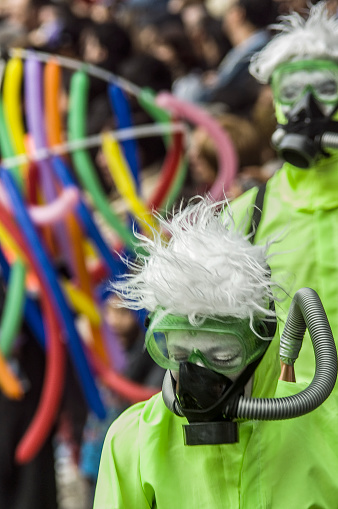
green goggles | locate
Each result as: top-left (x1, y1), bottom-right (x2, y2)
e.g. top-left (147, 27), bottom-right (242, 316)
top-left (271, 60), bottom-right (338, 107)
top-left (145, 310), bottom-right (272, 376)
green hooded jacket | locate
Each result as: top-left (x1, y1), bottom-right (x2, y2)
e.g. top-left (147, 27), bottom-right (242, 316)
top-left (230, 153), bottom-right (338, 383)
top-left (93, 329), bottom-right (338, 508)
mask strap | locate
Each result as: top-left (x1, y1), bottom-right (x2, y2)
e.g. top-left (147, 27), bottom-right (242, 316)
top-left (162, 370), bottom-right (184, 416)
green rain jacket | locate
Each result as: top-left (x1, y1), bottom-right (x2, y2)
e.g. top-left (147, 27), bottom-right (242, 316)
top-left (230, 153), bottom-right (338, 383)
top-left (93, 332), bottom-right (338, 509)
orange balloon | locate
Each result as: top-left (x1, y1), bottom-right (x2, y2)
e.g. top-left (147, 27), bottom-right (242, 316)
top-left (44, 59), bottom-right (63, 147)
top-left (0, 352), bottom-right (24, 400)
top-left (66, 213), bottom-right (109, 364)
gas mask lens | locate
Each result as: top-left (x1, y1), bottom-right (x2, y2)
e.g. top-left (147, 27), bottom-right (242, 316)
top-left (167, 330), bottom-right (244, 373)
top-left (145, 312), bottom-right (271, 376)
top-left (272, 60), bottom-right (338, 108)
top-left (150, 330), bottom-right (245, 375)
top-left (278, 71), bottom-right (338, 105)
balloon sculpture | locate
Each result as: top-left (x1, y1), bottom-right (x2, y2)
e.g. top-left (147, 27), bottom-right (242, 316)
top-left (0, 48), bottom-right (238, 464)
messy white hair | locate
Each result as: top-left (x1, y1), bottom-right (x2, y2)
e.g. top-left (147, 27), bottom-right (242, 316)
top-left (250, 2), bottom-right (338, 84)
top-left (110, 196), bottom-right (277, 327)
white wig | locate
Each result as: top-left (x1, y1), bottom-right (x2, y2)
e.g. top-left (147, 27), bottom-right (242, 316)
top-left (250, 2), bottom-right (338, 84)
top-left (110, 196), bottom-right (277, 326)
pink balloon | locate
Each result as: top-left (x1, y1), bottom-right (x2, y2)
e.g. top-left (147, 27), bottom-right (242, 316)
top-left (156, 92), bottom-right (238, 199)
top-left (28, 186), bottom-right (80, 225)
top-left (0, 181), bottom-right (10, 208)
top-left (0, 183), bottom-right (80, 226)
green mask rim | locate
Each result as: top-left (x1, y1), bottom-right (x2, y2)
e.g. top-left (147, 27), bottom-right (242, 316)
top-left (271, 59), bottom-right (338, 106)
top-left (145, 309), bottom-right (271, 376)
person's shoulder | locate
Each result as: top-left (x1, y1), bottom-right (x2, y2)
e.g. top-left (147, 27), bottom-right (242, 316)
top-left (230, 186), bottom-right (259, 210)
top-left (229, 172), bottom-right (282, 228)
top-left (105, 392), bottom-right (166, 444)
top-left (228, 186), bottom-right (260, 230)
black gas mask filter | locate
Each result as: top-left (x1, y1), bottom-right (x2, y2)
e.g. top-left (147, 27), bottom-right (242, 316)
top-left (272, 92), bottom-right (338, 168)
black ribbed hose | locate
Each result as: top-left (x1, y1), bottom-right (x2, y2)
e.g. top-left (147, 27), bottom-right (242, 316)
top-left (234, 288), bottom-right (337, 420)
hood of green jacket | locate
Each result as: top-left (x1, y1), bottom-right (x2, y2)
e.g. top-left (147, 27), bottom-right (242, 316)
top-left (251, 328), bottom-right (280, 399)
top-left (279, 152), bottom-right (338, 211)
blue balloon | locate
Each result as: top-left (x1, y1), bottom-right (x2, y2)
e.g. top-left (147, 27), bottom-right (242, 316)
top-left (0, 168), bottom-right (106, 419)
top-left (0, 245), bottom-right (10, 281)
top-left (109, 84), bottom-right (140, 191)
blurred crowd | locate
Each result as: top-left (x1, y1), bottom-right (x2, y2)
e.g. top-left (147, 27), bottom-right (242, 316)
top-left (1, 0), bottom-right (336, 203)
top-left (0, 0), bottom-right (287, 205)
top-left (0, 0), bottom-right (337, 508)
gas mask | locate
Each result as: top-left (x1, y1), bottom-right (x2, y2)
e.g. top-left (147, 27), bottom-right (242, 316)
top-left (270, 59), bottom-right (338, 168)
top-left (145, 309), bottom-right (276, 445)
top-left (148, 289), bottom-right (337, 446)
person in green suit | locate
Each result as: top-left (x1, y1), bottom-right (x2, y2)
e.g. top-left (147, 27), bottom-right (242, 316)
top-left (230, 0), bottom-right (338, 382)
top-left (93, 196), bottom-right (337, 508)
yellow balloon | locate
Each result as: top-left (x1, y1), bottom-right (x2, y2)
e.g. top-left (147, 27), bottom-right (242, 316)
top-left (83, 239), bottom-right (97, 260)
top-left (62, 280), bottom-right (101, 327)
top-left (3, 58), bottom-right (28, 178)
top-left (0, 224), bottom-right (101, 326)
top-left (102, 133), bottom-right (158, 235)
top-left (0, 223), bottom-right (27, 262)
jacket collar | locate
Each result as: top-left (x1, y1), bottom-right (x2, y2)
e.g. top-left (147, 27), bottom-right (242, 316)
top-left (279, 152), bottom-right (338, 211)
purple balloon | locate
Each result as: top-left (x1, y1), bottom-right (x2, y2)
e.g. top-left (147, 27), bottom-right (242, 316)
top-left (24, 56), bottom-right (76, 275)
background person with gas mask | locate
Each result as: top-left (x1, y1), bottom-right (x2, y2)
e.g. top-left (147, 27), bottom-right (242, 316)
top-left (93, 197), bottom-right (337, 509)
top-left (230, 1), bottom-right (338, 384)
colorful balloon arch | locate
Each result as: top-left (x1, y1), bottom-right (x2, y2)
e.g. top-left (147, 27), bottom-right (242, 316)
top-left (0, 48), bottom-right (238, 464)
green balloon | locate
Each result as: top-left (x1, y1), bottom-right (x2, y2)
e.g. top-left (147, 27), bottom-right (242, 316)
top-left (68, 71), bottom-right (138, 252)
top-left (0, 96), bottom-right (22, 190)
top-left (0, 260), bottom-right (26, 358)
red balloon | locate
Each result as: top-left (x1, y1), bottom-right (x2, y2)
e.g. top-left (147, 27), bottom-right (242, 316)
top-left (0, 202), bottom-right (66, 464)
